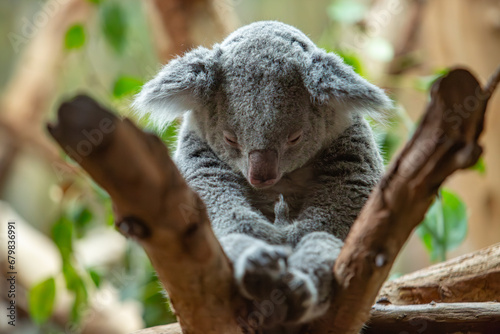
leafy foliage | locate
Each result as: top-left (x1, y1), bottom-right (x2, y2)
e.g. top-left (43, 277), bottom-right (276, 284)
top-left (113, 76), bottom-right (144, 98)
top-left (335, 50), bottom-right (364, 76)
top-left (470, 156), bottom-right (486, 175)
top-left (417, 189), bottom-right (468, 261)
top-left (64, 24), bottom-right (86, 50)
top-left (50, 214), bottom-right (89, 324)
top-left (28, 277), bottom-right (56, 325)
top-left (100, 2), bottom-right (127, 53)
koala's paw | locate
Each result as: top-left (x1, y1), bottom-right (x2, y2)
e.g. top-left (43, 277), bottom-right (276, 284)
top-left (281, 269), bottom-right (329, 323)
top-left (235, 244), bottom-right (291, 300)
top-left (242, 268), bottom-right (329, 328)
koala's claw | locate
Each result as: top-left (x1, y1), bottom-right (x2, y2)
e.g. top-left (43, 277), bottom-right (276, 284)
top-left (236, 245), bottom-right (327, 327)
top-left (235, 244), bottom-right (290, 300)
top-left (281, 269), bottom-right (322, 323)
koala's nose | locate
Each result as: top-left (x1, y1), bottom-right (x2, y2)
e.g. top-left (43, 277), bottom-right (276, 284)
top-left (248, 149), bottom-right (279, 187)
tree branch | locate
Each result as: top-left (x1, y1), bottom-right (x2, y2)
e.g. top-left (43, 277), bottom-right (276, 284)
top-left (47, 96), bottom-right (244, 334)
top-left (47, 67), bottom-right (499, 334)
top-left (307, 67), bottom-right (499, 334)
top-left (366, 302), bottom-right (500, 334)
top-left (377, 243), bottom-right (500, 305)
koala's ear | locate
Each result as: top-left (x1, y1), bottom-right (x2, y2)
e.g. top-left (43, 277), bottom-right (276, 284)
top-left (303, 49), bottom-right (392, 114)
top-left (132, 46), bottom-right (219, 128)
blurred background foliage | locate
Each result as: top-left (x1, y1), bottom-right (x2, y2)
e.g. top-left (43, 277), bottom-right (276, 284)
top-left (1, 0), bottom-right (499, 333)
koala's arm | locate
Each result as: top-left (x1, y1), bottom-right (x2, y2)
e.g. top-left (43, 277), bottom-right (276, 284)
top-left (175, 131), bottom-right (287, 251)
top-left (286, 119), bottom-right (384, 246)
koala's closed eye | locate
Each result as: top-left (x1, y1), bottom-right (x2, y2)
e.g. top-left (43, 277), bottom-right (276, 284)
top-left (223, 131), bottom-right (239, 148)
top-left (287, 130), bottom-right (303, 146)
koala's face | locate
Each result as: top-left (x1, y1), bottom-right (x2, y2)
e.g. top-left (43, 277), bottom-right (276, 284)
top-left (133, 21), bottom-right (391, 189)
top-left (203, 62), bottom-right (328, 189)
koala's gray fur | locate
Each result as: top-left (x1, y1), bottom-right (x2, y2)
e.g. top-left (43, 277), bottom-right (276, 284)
top-left (133, 21), bottom-right (391, 327)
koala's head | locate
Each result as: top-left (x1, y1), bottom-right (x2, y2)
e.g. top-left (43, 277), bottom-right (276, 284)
top-left (133, 21), bottom-right (391, 189)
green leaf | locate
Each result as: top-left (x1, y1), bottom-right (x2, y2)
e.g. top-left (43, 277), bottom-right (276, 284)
top-left (328, 0), bottom-right (366, 24)
top-left (417, 189), bottom-right (468, 261)
top-left (52, 215), bottom-right (74, 262)
top-left (378, 131), bottom-right (400, 165)
top-left (88, 269), bottom-right (102, 288)
top-left (87, 0), bottom-right (102, 4)
top-left (71, 206), bottom-right (94, 238)
top-left (70, 278), bottom-right (88, 324)
top-left (62, 261), bottom-right (80, 291)
top-left (62, 262), bottom-right (88, 324)
top-left (64, 24), bottom-right (86, 50)
top-left (28, 277), bottom-right (56, 324)
top-left (100, 3), bottom-right (127, 53)
top-left (73, 207), bottom-right (93, 226)
top-left (113, 76), bottom-right (143, 98)
top-left (334, 50), bottom-right (364, 76)
top-left (441, 190), bottom-right (468, 250)
top-left (469, 156), bottom-right (486, 175)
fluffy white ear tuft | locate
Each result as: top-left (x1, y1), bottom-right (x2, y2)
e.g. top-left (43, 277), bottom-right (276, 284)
top-left (303, 49), bottom-right (393, 120)
top-left (132, 46), bottom-right (219, 130)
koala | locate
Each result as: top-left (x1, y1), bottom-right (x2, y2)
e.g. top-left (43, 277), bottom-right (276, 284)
top-left (133, 21), bottom-right (391, 328)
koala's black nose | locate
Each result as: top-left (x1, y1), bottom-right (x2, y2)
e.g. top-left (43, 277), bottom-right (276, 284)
top-left (248, 149), bottom-right (279, 188)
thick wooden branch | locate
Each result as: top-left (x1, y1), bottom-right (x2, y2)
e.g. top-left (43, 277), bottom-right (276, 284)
top-left (307, 68), bottom-right (500, 334)
top-left (136, 302), bottom-right (500, 334)
top-left (131, 243), bottom-right (500, 334)
top-left (47, 96), bottom-right (244, 334)
top-left (378, 243), bottom-right (500, 305)
top-left (366, 302), bottom-right (500, 334)
top-left (48, 66), bottom-right (499, 334)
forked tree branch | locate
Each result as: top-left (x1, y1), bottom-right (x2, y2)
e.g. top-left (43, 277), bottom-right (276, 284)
top-left (47, 67), bottom-right (499, 334)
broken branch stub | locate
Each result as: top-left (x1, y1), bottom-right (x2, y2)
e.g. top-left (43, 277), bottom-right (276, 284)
top-left (47, 95), bottom-right (244, 334)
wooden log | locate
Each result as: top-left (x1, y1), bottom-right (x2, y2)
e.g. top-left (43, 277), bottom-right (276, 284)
top-left (365, 302), bottom-right (500, 334)
top-left (130, 302), bottom-right (500, 334)
top-left (378, 243), bottom-right (500, 305)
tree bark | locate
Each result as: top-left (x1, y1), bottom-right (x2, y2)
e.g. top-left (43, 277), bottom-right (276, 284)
top-left (306, 67), bottom-right (500, 334)
top-left (129, 243), bottom-right (500, 334)
top-left (378, 243), bottom-right (500, 305)
top-left (47, 66), bottom-right (499, 334)
top-left (47, 96), bottom-right (244, 334)
top-left (366, 302), bottom-right (500, 334)
top-left (131, 301), bottom-right (500, 334)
